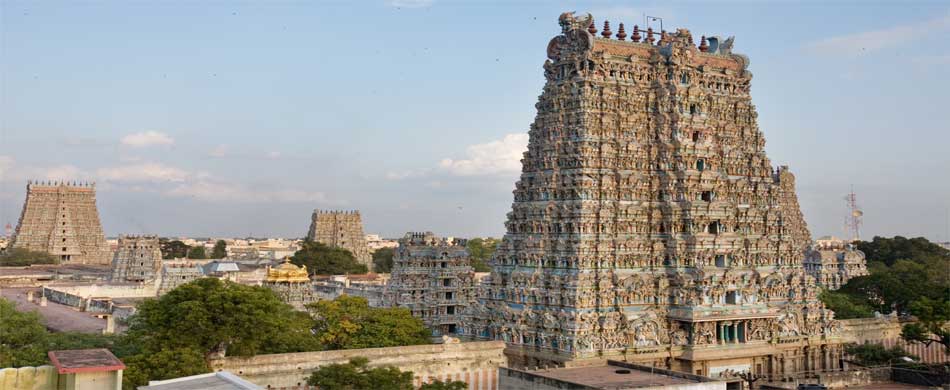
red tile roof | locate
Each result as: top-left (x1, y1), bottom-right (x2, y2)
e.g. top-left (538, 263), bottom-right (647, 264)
top-left (48, 349), bottom-right (125, 374)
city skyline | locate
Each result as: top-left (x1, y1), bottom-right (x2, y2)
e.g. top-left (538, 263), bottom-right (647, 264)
top-left (2, 2), bottom-right (949, 240)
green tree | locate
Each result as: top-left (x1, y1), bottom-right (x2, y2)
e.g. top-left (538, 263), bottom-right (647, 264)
top-left (420, 379), bottom-right (469, 390)
top-left (0, 248), bottom-right (59, 266)
top-left (845, 343), bottom-right (916, 366)
top-left (465, 237), bottom-right (497, 272)
top-left (186, 245), bottom-right (207, 259)
top-left (307, 295), bottom-right (430, 350)
top-left (901, 297), bottom-right (950, 351)
top-left (0, 298), bottom-right (49, 367)
top-left (126, 278), bottom-right (319, 358)
top-left (819, 290), bottom-right (874, 319)
top-left (121, 347), bottom-right (210, 389)
top-left (856, 236), bottom-right (949, 267)
top-left (211, 240), bottom-right (228, 259)
top-left (307, 357), bottom-right (414, 390)
top-left (160, 239), bottom-right (190, 259)
top-left (291, 240), bottom-right (368, 275)
top-left (372, 248), bottom-right (395, 273)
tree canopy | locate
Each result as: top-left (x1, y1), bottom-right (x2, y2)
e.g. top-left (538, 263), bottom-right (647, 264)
top-left (0, 248), bottom-right (59, 266)
top-left (307, 295), bottom-right (430, 350)
top-left (820, 236), bottom-right (950, 352)
top-left (465, 237), bottom-right (498, 272)
top-left (0, 298), bottom-right (49, 367)
top-left (372, 247), bottom-right (395, 273)
top-left (420, 379), bottom-right (469, 390)
top-left (211, 240), bottom-right (227, 259)
top-left (291, 240), bottom-right (368, 275)
top-left (159, 239), bottom-right (190, 259)
top-left (186, 245), bottom-right (207, 259)
top-left (307, 357), bottom-right (414, 390)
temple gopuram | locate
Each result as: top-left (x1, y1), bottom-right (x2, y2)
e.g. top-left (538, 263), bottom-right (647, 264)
top-left (463, 13), bottom-right (847, 379)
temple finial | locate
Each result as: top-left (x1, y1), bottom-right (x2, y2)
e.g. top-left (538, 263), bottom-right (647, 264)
top-left (699, 35), bottom-right (709, 52)
top-left (646, 27), bottom-right (655, 44)
top-left (588, 19), bottom-right (597, 35)
top-left (616, 23), bottom-right (627, 41)
top-left (632, 25), bottom-right (641, 42)
top-left (601, 21), bottom-right (612, 38)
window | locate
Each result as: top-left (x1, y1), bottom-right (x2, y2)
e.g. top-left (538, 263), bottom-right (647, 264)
top-left (443, 279), bottom-right (451, 287)
top-left (701, 191), bottom-right (714, 202)
top-left (696, 159), bottom-right (706, 171)
top-left (692, 131), bottom-right (700, 142)
top-left (446, 306), bottom-right (455, 315)
top-left (62, 247), bottom-right (67, 251)
top-left (726, 291), bottom-right (738, 304)
top-left (708, 221), bottom-right (721, 234)
top-left (715, 255), bottom-right (727, 267)
top-left (441, 262), bottom-right (447, 268)
top-left (445, 292), bottom-right (453, 300)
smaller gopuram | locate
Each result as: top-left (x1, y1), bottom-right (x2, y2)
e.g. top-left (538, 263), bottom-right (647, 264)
top-left (804, 236), bottom-right (868, 290)
top-left (385, 232), bottom-right (476, 336)
top-left (264, 257), bottom-right (317, 310)
top-left (110, 235), bottom-right (163, 283)
top-left (11, 180), bottom-right (110, 264)
top-left (307, 210), bottom-right (373, 271)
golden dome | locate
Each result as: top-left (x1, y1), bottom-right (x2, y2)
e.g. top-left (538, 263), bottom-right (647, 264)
top-left (266, 257), bottom-right (310, 283)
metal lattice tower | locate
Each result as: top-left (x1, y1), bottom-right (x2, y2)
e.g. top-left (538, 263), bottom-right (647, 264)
top-left (844, 186), bottom-right (863, 242)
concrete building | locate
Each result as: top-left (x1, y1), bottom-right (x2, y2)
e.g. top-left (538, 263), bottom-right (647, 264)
top-left (366, 234), bottom-right (399, 251)
top-left (139, 372), bottom-right (261, 390)
top-left (10, 181), bottom-right (110, 264)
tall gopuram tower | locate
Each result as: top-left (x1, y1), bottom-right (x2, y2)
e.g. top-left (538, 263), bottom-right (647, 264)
top-left (11, 181), bottom-right (110, 264)
top-left (464, 13), bottom-right (845, 379)
top-left (385, 232), bottom-right (477, 336)
top-left (307, 210), bottom-right (373, 271)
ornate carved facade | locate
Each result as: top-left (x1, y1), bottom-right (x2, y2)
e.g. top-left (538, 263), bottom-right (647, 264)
top-left (307, 210), bottom-right (373, 271)
top-left (464, 13), bottom-right (847, 379)
top-left (804, 236), bottom-right (868, 290)
top-left (386, 232), bottom-right (477, 336)
top-left (11, 181), bottom-right (110, 264)
top-left (264, 257), bottom-right (317, 310)
top-left (110, 235), bottom-right (163, 282)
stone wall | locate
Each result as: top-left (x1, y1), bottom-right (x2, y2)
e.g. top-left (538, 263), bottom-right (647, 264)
top-left (209, 340), bottom-right (507, 389)
top-left (0, 366), bottom-right (57, 390)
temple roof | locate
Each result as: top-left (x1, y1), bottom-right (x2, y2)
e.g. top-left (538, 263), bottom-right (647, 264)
top-left (265, 257), bottom-right (310, 283)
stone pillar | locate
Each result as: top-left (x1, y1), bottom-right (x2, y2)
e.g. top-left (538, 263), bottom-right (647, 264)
top-left (103, 315), bottom-right (115, 334)
top-left (732, 323), bottom-right (739, 343)
top-left (40, 295), bottom-right (48, 307)
top-left (26, 290), bottom-right (34, 303)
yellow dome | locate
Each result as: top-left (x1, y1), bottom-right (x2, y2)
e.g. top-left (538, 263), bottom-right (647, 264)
top-left (266, 257), bottom-right (310, 283)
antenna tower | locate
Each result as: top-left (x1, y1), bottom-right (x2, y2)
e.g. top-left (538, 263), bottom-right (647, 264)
top-left (844, 186), bottom-right (863, 242)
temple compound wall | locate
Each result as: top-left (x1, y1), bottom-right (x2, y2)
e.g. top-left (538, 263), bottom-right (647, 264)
top-left (386, 232), bottom-right (477, 336)
top-left (10, 181), bottom-right (110, 265)
top-left (110, 235), bottom-right (163, 283)
top-left (209, 340), bottom-right (507, 389)
top-left (462, 12), bottom-right (856, 382)
top-left (307, 210), bottom-right (373, 271)
top-left (804, 236), bottom-right (868, 290)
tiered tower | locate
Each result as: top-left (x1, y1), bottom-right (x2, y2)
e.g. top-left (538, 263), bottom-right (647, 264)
top-left (11, 181), bottom-right (110, 264)
top-left (307, 210), bottom-right (373, 271)
top-left (385, 232), bottom-right (477, 336)
top-left (110, 235), bottom-right (163, 282)
top-left (465, 13), bottom-right (844, 378)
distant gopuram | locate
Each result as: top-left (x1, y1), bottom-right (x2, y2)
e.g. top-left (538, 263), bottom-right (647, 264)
top-left (307, 210), bottom-right (373, 271)
top-left (11, 181), bottom-right (110, 264)
top-left (464, 13), bottom-right (845, 377)
top-left (110, 235), bottom-right (163, 282)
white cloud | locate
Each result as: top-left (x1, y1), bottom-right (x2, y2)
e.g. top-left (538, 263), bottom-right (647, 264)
top-left (438, 133), bottom-right (528, 177)
top-left (97, 163), bottom-right (190, 183)
top-left (120, 131), bottom-right (175, 147)
top-left (0, 156), bottom-right (13, 181)
top-left (389, 0), bottom-right (433, 9)
top-left (209, 145), bottom-right (229, 158)
top-left (805, 14), bottom-right (950, 57)
top-left (165, 181), bottom-right (332, 203)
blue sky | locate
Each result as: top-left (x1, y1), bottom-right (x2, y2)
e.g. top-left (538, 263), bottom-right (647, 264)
top-left (1, 1), bottom-right (948, 241)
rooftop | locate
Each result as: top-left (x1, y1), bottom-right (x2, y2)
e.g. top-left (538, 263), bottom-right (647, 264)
top-left (139, 371), bottom-right (262, 390)
top-left (508, 360), bottom-right (718, 389)
top-left (48, 348), bottom-right (125, 374)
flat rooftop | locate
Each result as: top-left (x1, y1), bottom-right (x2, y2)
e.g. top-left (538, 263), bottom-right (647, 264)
top-left (535, 365), bottom-right (698, 388)
top-left (48, 348), bottom-right (125, 374)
